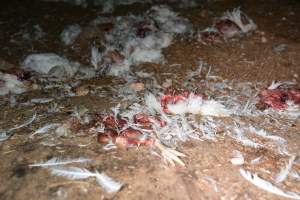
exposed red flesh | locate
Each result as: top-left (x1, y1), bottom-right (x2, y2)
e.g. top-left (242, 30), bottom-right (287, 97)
top-left (259, 88), bottom-right (300, 110)
top-left (215, 19), bottom-right (241, 38)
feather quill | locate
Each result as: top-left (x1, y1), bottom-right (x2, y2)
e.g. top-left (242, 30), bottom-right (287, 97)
top-left (240, 169), bottom-right (300, 199)
top-left (29, 157), bottom-right (91, 167)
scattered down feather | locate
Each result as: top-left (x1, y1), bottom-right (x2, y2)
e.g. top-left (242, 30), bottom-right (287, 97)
top-left (91, 46), bottom-right (102, 69)
top-left (0, 72), bottom-right (28, 96)
top-left (0, 112), bottom-right (36, 141)
top-left (95, 171), bottom-right (123, 193)
top-left (50, 166), bottom-right (123, 193)
top-left (274, 155), bottom-right (296, 183)
top-left (61, 24), bottom-right (81, 45)
top-left (22, 53), bottom-right (79, 79)
top-left (31, 123), bottom-right (61, 137)
top-left (50, 166), bottom-right (95, 179)
top-left (144, 92), bottom-right (163, 114)
top-left (240, 169), bottom-right (300, 199)
top-left (155, 140), bottom-right (186, 167)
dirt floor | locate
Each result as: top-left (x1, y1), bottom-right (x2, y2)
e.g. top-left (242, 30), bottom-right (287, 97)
top-left (1, 0), bottom-right (300, 199)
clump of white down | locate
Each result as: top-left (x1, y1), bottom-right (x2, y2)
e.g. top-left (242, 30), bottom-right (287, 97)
top-left (148, 5), bottom-right (192, 33)
top-left (0, 72), bottom-right (28, 96)
top-left (166, 93), bottom-right (231, 117)
top-left (22, 53), bottom-right (79, 79)
top-left (92, 5), bottom-right (191, 76)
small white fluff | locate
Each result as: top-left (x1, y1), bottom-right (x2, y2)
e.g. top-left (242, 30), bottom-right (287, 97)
top-left (282, 101), bottom-right (300, 119)
top-left (107, 60), bottom-right (131, 76)
top-left (230, 128), bottom-right (262, 149)
top-left (144, 92), bottom-right (162, 114)
top-left (251, 156), bottom-right (262, 165)
top-left (130, 46), bottom-right (163, 64)
top-left (91, 46), bottom-right (102, 69)
top-left (199, 100), bottom-right (231, 117)
top-left (230, 150), bottom-right (244, 165)
top-left (60, 24), bottom-right (82, 45)
top-left (29, 157), bottom-right (91, 167)
top-left (240, 169), bottom-right (300, 199)
top-left (31, 123), bottom-right (61, 137)
top-left (22, 53), bottom-right (79, 79)
top-left (0, 72), bottom-right (28, 96)
top-left (149, 5), bottom-right (191, 33)
top-left (274, 155), bottom-right (296, 183)
top-left (222, 8), bottom-right (257, 33)
top-left (141, 32), bottom-right (173, 49)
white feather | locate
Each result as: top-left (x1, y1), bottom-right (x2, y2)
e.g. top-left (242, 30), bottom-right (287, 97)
top-left (267, 81), bottom-right (296, 90)
top-left (203, 176), bottom-right (219, 192)
top-left (95, 171), bottom-right (123, 193)
top-left (167, 94), bottom-right (203, 115)
top-left (30, 98), bottom-right (54, 104)
top-left (251, 156), bottom-right (262, 165)
top-left (0, 112), bottom-right (36, 141)
top-left (155, 140), bottom-right (186, 167)
top-left (290, 171), bottom-right (300, 180)
top-left (249, 126), bottom-right (286, 143)
top-left (91, 46), bottom-right (102, 69)
top-left (275, 155), bottom-right (296, 183)
top-left (50, 166), bottom-right (122, 193)
top-left (145, 92), bottom-right (162, 114)
top-left (50, 166), bottom-right (96, 179)
top-left (230, 128), bottom-right (262, 148)
top-left (29, 157), bottom-right (91, 167)
top-left (240, 169), bottom-right (300, 199)
top-left (268, 81), bottom-right (283, 90)
top-left (31, 123), bottom-right (61, 137)
top-left (200, 100), bottom-right (231, 117)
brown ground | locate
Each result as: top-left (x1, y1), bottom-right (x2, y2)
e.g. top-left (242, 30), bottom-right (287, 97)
top-left (1, 0), bottom-right (300, 200)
